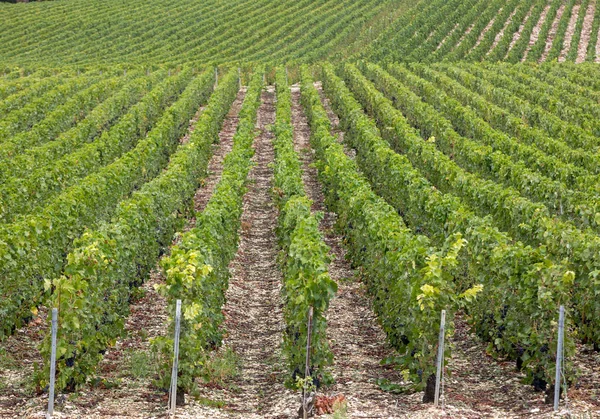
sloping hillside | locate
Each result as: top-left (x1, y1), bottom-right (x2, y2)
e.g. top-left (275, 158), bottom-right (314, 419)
top-left (0, 0), bottom-right (408, 67)
top-left (365, 0), bottom-right (600, 63)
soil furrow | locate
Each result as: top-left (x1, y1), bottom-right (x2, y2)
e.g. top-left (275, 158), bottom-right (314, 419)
top-left (523, 3), bottom-right (552, 61)
top-left (576, 2), bottom-right (596, 63)
top-left (507, 3), bottom-right (536, 55)
top-left (193, 88), bottom-right (247, 215)
top-left (488, 8), bottom-right (519, 55)
top-left (471, 12), bottom-right (500, 52)
top-left (540, 3), bottom-right (566, 62)
top-left (314, 81), bottom-right (355, 160)
top-left (596, 17), bottom-right (600, 62)
top-left (180, 87), bottom-right (296, 418)
top-left (559, 4), bottom-right (581, 62)
top-left (291, 85), bottom-right (414, 417)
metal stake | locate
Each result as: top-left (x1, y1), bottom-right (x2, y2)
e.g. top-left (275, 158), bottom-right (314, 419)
top-left (169, 300), bottom-right (182, 417)
top-left (554, 305), bottom-right (565, 412)
top-left (214, 67), bottom-right (218, 87)
top-left (46, 308), bottom-right (58, 419)
top-left (303, 307), bottom-right (314, 419)
top-left (434, 309), bottom-right (446, 408)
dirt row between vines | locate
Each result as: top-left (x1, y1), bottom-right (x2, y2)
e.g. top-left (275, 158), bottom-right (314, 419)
top-left (0, 88), bottom-right (247, 418)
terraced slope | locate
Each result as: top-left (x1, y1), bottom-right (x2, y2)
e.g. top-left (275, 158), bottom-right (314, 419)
top-left (0, 0), bottom-right (407, 67)
top-left (365, 0), bottom-right (600, 63)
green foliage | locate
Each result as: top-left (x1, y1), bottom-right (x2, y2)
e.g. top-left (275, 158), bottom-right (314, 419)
top-left (0, 68), bottom-right (199, 339)
top-left (152, 69), bottom-right (261, 394)
top-left (397, 62), bottom-right (600, 347)
top-left (0, 75), bottom-right (97, 143)
top-left (36, 68), bottom-right (223, 391)
top-left (0, 71), bottom-right (161, 184)
top-left (301, 66), bottom-right (473, 389)
top-left (0, 0), bottom-right (397, 67)
top-left (545, 0), bottom-right (577, 62)
top-left (273, 68), bottom-right (336, 387)
top-left (333, 62), bottom-right (573, 384)
top-left (526, 0), bottom-right (563, 62)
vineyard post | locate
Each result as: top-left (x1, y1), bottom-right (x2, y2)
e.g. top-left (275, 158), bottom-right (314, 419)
top-left (169, 300), bottom-right (182, 417)
top-left (238, 67), bottom-right (241, 89)
top-left (434, 309), bottom-right (446, 408)
top-left (285, 67), bottom-right (288, 85)
top-left (214, 67), bottom-right (218, 88)
top-left (146, 68), bottom-right (150, 76)
top-left (124, 69), bottom-right (127, 77)
top-left (554, 305), bottom-right (565, 412)
top-left (303, 306), bottom-right (314, 419)
top-left (168, 69), bottom-right (171, 77)
top-left (46, 308), bottom-right (58, 419)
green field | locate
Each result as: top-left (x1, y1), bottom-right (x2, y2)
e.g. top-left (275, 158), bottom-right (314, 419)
top-left (1, 0), bottom-right (599, 417)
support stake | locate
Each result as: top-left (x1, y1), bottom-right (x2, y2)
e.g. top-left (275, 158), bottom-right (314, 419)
top-left (554, 305), bottom-right (565, 412)
top-left (169, 300), bottom-right (182, 417)
top-left (238, 67), bottom-right (242, 89)
top-left (46, 308), bottom-right (58, 419)
top-left (303, 306), bottom-right (314, 419)
top-left (434, 309), bottom-right (446, 408)
top-left (214, 67), bottom-right (218, 88)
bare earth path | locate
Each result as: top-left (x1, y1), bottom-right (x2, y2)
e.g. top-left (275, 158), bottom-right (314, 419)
top-left (523, 3), bottom-right (552, 61)
top-left (180, 87), bottom-right (296, 418)
top-left (576, 1), bottom-right (596, 63)
top-left (540, 3), bottom-right (566, 62)
top-left (290, 85), bottom-right (415, 417)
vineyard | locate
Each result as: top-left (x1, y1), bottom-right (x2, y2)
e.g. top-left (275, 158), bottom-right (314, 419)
top-left (0, 0), bottom-right (405, 67)
top-left (366, 0), bottom-right (600, 63)
top-left (0, 0), bottom-right (600, 418)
